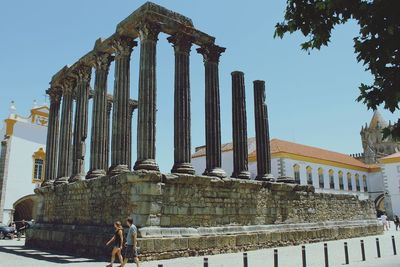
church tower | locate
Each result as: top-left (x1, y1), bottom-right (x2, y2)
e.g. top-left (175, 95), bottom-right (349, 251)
top-left (360, 110), bottom-right (400, 163)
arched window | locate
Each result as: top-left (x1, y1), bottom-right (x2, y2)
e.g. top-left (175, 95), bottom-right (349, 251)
top-left (328, 169), bottom-right (334, 189)
top-left (363, 175), bottom-right (368, 192)
top-left (318, 168), bottom-right (324, 188)
top-left (306, 166), bottom-right (313, 185)
top-left (338, 171), bottom-right (344, 190)
top-left (355, 174), bottom-right (360, 191)
top-left (32, 147), bottom-right (46, 183)
top-left (347, 172), bottom-right (352, 191)
top-left (293, 164), bottom-right (300, 184)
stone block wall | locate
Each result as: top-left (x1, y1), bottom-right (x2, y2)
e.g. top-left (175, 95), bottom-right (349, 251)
top-left (27, 171), bottom-right (381, 260)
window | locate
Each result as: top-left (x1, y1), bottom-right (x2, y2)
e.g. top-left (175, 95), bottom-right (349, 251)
top-left (32, 147), bottom-right (46, 183)
top-left (318, 168), bottom-right (324, 188)
top-left (306, 166), bottom-right (313, 185)
top-left (293, 164), bottom-right (300, 184)
top-left (363, 175), bottom-right (368, 192)
top-left (355, 174), bottom-right (360, 191)
top-left (338, 171), bottom-right (344, 190)
top-left (347, 173), bottom-right (352, 191)
top-left (329, 169), bottom-right (334, 189)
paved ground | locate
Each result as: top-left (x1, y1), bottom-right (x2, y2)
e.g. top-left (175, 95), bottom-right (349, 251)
top-left (1, 225), bottom-right (399, 267)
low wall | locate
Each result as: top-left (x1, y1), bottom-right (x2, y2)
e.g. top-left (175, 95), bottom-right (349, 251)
top-left (26, 172), bottom-right (382, 259)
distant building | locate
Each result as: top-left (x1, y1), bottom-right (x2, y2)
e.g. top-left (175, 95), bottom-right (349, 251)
top-left (0, 101), bottom-right (48, 224)
top-left (378, 153), bottom-right (400, 219)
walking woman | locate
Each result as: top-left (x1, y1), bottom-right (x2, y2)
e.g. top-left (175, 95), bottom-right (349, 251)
top-left (106, 221), bottom-right (124, 267)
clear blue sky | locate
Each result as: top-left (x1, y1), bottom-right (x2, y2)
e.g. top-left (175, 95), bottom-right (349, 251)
top-left (0, 0), bottom-right (398, 172)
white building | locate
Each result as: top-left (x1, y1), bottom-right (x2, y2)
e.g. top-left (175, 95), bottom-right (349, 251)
top-left (0, 101), bottom-right (48, 224)
top-left (379, 153), bottom-right (400, 217)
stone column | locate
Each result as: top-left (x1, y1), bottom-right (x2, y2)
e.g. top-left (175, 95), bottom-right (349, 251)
top-left (231, 71), bottom-right (250, 179)
top-left (127, 103), bottom-right (136, 170)
top-left (134, 21), bottom-right (160, 171)
top-left (168, 33), bottom-right (195, 174)
top-left (87, 53), bottom-right (113, 179)
top-left (197, 44), bottom-right (227, 178)
top-left (109, 36), bottom-right (137, 175)
top-left (253, 80), bottom-right (273, 181)
top-left (55, 78), bottom-right (75, 185)
top-left (42, 88), bottom-right (61, 186)
top-left (105, 100), bottom-right (112, 171)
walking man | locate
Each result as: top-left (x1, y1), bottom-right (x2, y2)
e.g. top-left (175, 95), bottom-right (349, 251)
top-left (121, 217), bottom-right (139, 267)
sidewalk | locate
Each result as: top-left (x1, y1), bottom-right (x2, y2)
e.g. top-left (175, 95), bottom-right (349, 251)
top-left (0, 225), bottom-right (399, 267)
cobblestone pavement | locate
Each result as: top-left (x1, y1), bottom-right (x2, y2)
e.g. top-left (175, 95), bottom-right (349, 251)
top-left (1, 225), bottom-right (399, 267)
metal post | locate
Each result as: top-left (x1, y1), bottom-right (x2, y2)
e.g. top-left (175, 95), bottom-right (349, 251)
top-left (158, 265), bottom-right (163, 267)
top-left (344, 242), bottom-right (349, 264)
top-left (243, 252), bottom-right (248, 267)
top-left (274, 249), bottom-right (278, 267)
top-left (302, 245), bottom-right (306, 267)
top-left (324, 243), bottom-right (329, 267)
top-left (360, 240), bottom-right (366, 261)
top-left (204, 257), bottom-right (208, 267)
top-left (392, 236), bottom-right (397, 255)
top-left (376, 238), bottom-right (381, 258)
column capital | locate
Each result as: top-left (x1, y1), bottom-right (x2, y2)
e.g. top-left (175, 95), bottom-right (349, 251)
top-left (94, 53), bottom-right (114, 71)
top-left (61, 77), bottom-right (76, 96)
top-left (167, 32), bottom-right (194, 54)
top-left (47, 88), bottom-right (61, 103)
top-left (137, 20), bottom-right (161, 42)
top-left (74, 65), bottom-right (92, 83)
top-left (197, 44), bottom-right (226, 63)
top-left (112, 36), bottom-right (137, 58)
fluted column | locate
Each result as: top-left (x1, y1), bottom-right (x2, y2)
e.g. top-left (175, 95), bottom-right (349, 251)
top-left (231, 71), bottom-right (250, 179)
top-left (253, 80), bottom-right (273, 181)
top-left (197, 44), bottom-right (227, 178)
top-left (87, 53), bottom-right (113, 179)
top-left (55, 78), bottom-right (75, 185)
top-left (127, 103), bottom-right (136, 170)
top-left (134, 21), bottom-right (160, 171)
top-left (168, 33), bottom-right (195, 174)
top-left (70, 66), bottom-right (91, 182)
top-left (109, 36), bottom-right (137, 175)
top-left (105, 100), bottom-right (112, 170)
top-left (42, 88), bottom-right (61, 186)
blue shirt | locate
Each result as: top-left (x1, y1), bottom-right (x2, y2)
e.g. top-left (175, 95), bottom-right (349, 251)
top-left (126, 224), bottom-right (137, 245)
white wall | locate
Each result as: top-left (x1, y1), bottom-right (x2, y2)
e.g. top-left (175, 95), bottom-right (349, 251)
top-left (380, 162), bottom-right (400, 217)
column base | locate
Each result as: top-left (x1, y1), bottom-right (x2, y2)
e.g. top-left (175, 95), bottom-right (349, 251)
top-left (53, 177), bottom-right (69, 186)
top-left (203, 168), bottom-right (227, 178)
top-left (86, 169), bottom-right (107, 179)
top-left (108, 164), bottom-right (130, 176)
top-left (171, 162), bottom-right (195, 175)
top-left (41, 180), bottom-right (54, 187)
top-left (231, 171), bottom-right (251, 179)
top-left (255, 173), bottom-right (275, 182)
top-left (69, 174), bottom-right (85, 183)
top-left (134, 159), bottom-right (159, 172)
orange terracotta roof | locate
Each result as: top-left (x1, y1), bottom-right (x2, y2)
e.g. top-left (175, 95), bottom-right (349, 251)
top-left (192, 138), bottom-right (379, 171)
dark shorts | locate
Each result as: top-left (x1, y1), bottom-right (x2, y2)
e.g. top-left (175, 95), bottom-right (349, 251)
top-left (124, 245), bottom-right (138, 260)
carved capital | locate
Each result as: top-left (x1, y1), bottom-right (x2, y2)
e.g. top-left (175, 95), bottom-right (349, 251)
top-left (94, 53), bottom-right (114, 72)
top-left (61, 77), bottom-right (76, 96)
top-left (167, 32), bottom-right (194, 54)
top-left (137, 20), bottom-right (161, 42)
top-left (197, 44), bottom-right (226, 63)
top-left (112, 36), bottom-right (137, 58)
top-left (75, 65), bottom-right (92, 83)
top-left (47, 89), bottom-right (61, 104)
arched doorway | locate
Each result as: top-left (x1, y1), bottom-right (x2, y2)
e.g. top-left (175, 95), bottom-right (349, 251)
top-left (375, 194), bottom-right (385, 217)
top-left (13, 194), bottom-right (37, 222)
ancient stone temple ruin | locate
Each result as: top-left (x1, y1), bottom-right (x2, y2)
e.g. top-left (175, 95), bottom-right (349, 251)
top-left (27, 2), bottom-right (381, 260)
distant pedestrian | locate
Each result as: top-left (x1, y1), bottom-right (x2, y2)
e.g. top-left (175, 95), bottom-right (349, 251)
top-left (394, 215), bottom-right (400, 231)
top-left (17, 219), bottom-right (29, 240)
top-left (121, 217), bottom-right (139, 267)
top-left (380, 213), bottom-right (389, 231)
top-left (106, 221), bottom-right (124, 267)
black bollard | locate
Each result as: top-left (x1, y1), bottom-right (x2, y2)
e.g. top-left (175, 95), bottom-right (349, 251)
top-left (204, 257), bottom-right (208, 267)
top-left (243, 252), bottom-right (248, 267)
top-left (344, 242), bottom-right (349, 265)
top-left (302, 245), bottom-right (306, 267)
top-left (392, 236), bottom-right (397, 255)
top-left (274, 249), bottom-right (278, 267)
top-left (376, 238), bottom-right (381, 258)
top-left (360, 240), bottom-right (366, 261)
top-left (324, 243), bottom-right (329, 267)
top-left (158, 265), bottom-right (163, 267)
